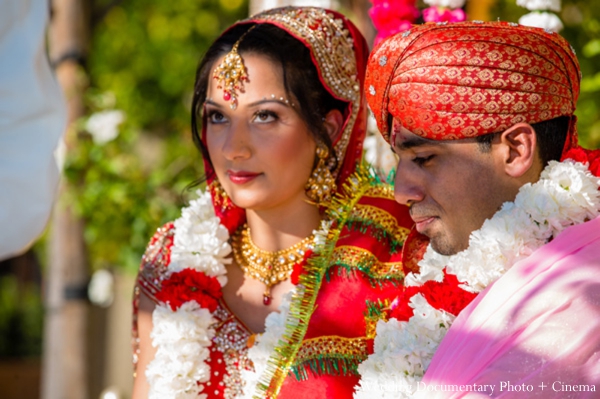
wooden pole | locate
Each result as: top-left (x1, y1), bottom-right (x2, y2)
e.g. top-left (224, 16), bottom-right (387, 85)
top-left (41, 1), bottom-right (91, 399)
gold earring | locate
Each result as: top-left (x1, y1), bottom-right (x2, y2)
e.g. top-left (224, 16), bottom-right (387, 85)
top-left (305, 142), bottom-right (336, 205)
top-left (209, 180), bottom-right (229, 207)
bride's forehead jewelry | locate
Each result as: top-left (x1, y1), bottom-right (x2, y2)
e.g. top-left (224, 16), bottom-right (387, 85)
top-left (212, 25), bottom-right (257, 110)
top-left (262, 94), bottom-right (295, 107)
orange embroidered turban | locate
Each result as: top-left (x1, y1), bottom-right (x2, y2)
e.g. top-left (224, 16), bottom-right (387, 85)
top-left (365, 21), bottom-right (581, 145)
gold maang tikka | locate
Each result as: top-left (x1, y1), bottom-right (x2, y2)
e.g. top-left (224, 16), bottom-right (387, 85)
top-left (212, 25), bottom-right (257, 110)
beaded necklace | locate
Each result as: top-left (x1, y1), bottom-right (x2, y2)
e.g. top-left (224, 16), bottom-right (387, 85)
top-left (231, 224), bottom-right (314, 305)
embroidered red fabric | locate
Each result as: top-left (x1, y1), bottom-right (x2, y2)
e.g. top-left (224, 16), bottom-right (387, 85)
top-left (365, 21), bottom-right (581, 153)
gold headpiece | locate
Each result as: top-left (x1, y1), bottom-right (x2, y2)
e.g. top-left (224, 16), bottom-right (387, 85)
top-left (212, 25), bottom-right (257, 110)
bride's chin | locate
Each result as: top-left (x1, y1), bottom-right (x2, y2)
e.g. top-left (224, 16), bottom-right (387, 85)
top-left (227, 192), bottom-right (267, 210)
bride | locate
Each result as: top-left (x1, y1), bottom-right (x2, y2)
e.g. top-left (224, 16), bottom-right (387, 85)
top-left (132, 6), bottom-right (413, 399)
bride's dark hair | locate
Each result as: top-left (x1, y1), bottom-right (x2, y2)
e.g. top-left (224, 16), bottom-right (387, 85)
top-left (190, 23), bottom-right (347, 179)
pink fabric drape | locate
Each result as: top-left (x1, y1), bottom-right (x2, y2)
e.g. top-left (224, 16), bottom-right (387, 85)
top-left (416, 216), bottom-right (600, 398)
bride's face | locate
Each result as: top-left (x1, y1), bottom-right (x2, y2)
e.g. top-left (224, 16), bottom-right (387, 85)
top-left (205, 53), bottom-right (317, 212)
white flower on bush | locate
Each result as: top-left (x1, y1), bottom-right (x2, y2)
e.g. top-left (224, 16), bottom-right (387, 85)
top-left (87, 269), bottom-right (114, 307)
top-left (519, 11), bottom-right (564, 32)
top-left (516, 0), bottom-right (561, 12)
top-left (85, 110), bottom-right (124, 144)
top-left (423, 0), bottom-right (466, 8)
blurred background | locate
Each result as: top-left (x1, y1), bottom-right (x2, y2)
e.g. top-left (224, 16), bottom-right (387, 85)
top-left (1, 0), bottom-right (598, 398)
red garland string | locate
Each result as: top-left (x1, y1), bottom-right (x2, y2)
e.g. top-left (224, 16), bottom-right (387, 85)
top-left (389, 268), bottom-right (478, 321)
top-left (155, 268), bottom-right (223, 312)
top-left (562, 146), bottom-right (600, 177)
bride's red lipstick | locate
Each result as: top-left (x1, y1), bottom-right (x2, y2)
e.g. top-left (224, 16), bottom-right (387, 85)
top-left (227, 170), bottom-right (261, 184)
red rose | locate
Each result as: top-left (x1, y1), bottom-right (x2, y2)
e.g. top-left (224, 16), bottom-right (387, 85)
top-left (156, 268), bottom-right (223, 312)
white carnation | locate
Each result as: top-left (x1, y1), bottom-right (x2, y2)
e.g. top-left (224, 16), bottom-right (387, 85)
top-left (147, 302), bottom-right (215, 399)
top-left (147, 188), bottom-right (233, 397)
top-left (355, 295), bottom-right (454, 399)
top-left (541, 161), bottom-right (600, 220)
top-left (241, 290), bottom-right (298, 399)
top-left (423, 0), bottom-right (466, 9)
top-left (516, 0), bottom-right (561, 12)
top-left (170, 190), bottom-right (231, 285)
top-left (519, 11), bottom-right (564, 32)
top-left (405, 249), bottom-right (447, 287)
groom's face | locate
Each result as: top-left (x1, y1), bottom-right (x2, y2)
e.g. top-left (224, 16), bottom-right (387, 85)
top-left (390, 121), bottom-right (512, 255)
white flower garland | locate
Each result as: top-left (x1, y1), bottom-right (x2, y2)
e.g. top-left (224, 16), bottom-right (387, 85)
top-left (147, 190), bottom-right (231, 399)
top-left (355, 160), bottom-right (600, 398)
top-left (240, 289), bottom-right (299, 399)
top-left (147, 189), bottom-right (328, 398)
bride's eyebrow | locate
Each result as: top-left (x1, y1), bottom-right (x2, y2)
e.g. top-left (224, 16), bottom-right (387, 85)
top-left (247, 98), bottom-right (290, 107)
top-left (204, 99), bottom-right (223, 108)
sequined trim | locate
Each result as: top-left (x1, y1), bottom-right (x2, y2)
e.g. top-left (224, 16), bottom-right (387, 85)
top-left (291, 336), bottom-right (369, 379)
top-left (364, 300), bottom-right (391, 339)
top-left (137, 224), bottom-right (174, 301)
top-left (212, 303), bottom-right (253, 399)
top-left (132, 285), bottom-right (141, 373)
top-left (132, 224), bottom-right (175, 371)
top-left (364, 184), bottom-right (394, 200)
top-left (349, 204), bottom-right (410, 243)
top-left (330, 245), bottom-right (404, 280)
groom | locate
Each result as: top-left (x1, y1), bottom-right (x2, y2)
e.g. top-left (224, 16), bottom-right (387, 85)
top-left (365, 22), bottom-right (600, 396)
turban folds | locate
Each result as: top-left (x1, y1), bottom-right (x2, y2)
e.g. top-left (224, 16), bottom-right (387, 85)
top-left (365, 21), bottom-right (581, 146)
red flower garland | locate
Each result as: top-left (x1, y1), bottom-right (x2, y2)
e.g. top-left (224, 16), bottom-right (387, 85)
top-left (562, 146), bottom-right (600, 177)
top-left (155, 268), bottom-right (223, 312)
top-left (389, 269), bottom-right (478, 321)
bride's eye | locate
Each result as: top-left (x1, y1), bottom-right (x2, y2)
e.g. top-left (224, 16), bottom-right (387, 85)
top-left (208, 110), bottom-right (227, 124)
top-left (253, 110), bottom-right (278, 123)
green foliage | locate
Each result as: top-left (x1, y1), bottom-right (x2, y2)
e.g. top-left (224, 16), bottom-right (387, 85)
top-left (492, 0), bottom-right (600, 149)
top-left (0, 276), bottom-right (43, 357)
top-left (64, 0), bottom-right (248, 274)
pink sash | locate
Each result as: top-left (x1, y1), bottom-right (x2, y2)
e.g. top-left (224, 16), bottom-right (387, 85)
top-left (416, 216), bottom-right (600, 398)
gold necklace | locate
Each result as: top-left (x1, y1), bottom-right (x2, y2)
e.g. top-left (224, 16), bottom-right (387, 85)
top-left (231, 224), bottom-right (314, 305)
